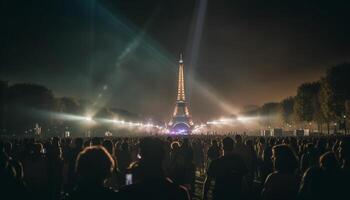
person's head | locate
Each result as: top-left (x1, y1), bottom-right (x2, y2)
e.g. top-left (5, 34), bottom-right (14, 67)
top-left (212, 139), bottom-right (218, 147)
top-left (102, 140), bottom-right (114, 155)
top-left (305, 143), bottom-right (314, 152)
top-left (316, 138), bottom-right (326, 150)
top-left (339, 137), bottom-right (350, 165)
top-left (222, 137), bottom-right (234, 152)
top-left (320, 151), bottom-right (338, 171)
top-left (245, 139), bottom-right (253, 148)
top-left (182, 138), bottom-right (189, 147)
top-left (32, 143), bottom-right (43, 156)
top-left (121, 141), bottom-right (129, 151)
top-left (4, 142), bottom-right (12, 155)
top-left (52, 137), bottom-right (60, 147)
top-left (272, 144), bottom-right (298, 173)
top-left (139, 137), bottom-right (164, 165)
top-left (234, 135), bottom-right (243, 144)
top-left (91, 137), bottom-right (101, 146)
top-left (83, 140), bottom-right (91, 148)
top-left (74, 138), bottom-right (83, 149)
top-left (166, 136), bottom-right (172, 143)
top-left (258, 137), bottom-right (265, 145)
top-left (75, 146), bottom-right (115, 185)
top-left (171, 141), bottom-right (181, 150)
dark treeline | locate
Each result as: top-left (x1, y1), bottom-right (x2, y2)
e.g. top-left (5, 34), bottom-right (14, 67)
top-left (0, 81), bottom-right (140, 136)
top-left (242, 63), bottom-right (350, 134)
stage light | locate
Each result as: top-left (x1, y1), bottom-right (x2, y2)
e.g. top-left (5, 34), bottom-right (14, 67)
top-left (85, 116), bottom-right (92, 121)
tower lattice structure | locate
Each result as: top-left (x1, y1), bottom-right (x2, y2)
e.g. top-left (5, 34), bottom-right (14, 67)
top-left (169, 54), bottom-right (193, 133)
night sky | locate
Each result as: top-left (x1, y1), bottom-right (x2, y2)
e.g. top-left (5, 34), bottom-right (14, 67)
top-left (1, 0), bottom-right (350, 122)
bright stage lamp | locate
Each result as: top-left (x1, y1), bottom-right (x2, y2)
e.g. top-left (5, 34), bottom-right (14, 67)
top-left (85, 116), bottom-right (92, 121)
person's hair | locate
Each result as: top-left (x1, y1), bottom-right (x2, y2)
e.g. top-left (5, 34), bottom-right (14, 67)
top-left (102, 140), bottom-right (114, 155)
top-left (340, 137), bottom-right (350, 161)
top-left (75, 146), bottom-right (115, 184)
top-left (245, 139), bottom-right (253, 148)
top-left (171, 141), bottom-right (181, 150)
top-left (139, 137), bottom-right (165, 164)
top-left (84, 140), bottom-right (91, 147)
top-left (32, 143), bottom-right (43, 155)
top-left (121, 141), bottom-right (129, 151)
top-left (91, 137), bottom-right (101, 146)
top-left (132, 137), bottom-right (165, 180)
top-left (222, 137), bottom-right (234, 151)
top-left (272, 144), bottom-right (298, 173)
top-left (234, 135), bottom-right (242, 144)
top-left (320, 151), bottom-right (338, 171)
top-left (74, 138), bottom-right (83, 149)
top-left (4, 142), bottom-right (12, 155)
top-left (182, 138), bottom-right (190, 148)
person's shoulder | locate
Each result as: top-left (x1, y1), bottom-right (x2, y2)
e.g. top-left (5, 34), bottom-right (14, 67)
top-left (210, 156), bottom-right (224, 165)
top-left (266, 171), bottom-right (278, 178)
top-left (264, 171), bottom-right (280, 183)
top-left (165, 178), bottom-right (190, 199)
top-left (303, 166), bottom-right (322, 178)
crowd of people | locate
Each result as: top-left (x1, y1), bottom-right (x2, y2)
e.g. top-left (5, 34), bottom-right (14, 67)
top-left (1, 133), bottom-right (350, 200)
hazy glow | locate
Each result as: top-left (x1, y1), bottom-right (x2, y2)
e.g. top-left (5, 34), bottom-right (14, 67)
top-left (84, 2), bottom-right (239, 121)
top-left (85, 116), bottom-right (92, 121)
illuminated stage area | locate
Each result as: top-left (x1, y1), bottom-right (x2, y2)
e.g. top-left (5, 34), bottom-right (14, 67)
top-left (168, 54), bottom-right (194, 134)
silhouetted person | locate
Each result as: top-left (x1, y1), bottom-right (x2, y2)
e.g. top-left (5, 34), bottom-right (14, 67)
top-left (339, 137), bottom-right (350, 197)
top-left (68, 146), bottom-right (118, 200)
top-left (203, 137), bottom-right (248, 200)
top-left (0, 141), bottom-right (28, 199)
top-left (261, 138), bottom-right (275, 183)
top-left (23, 142), bottom-right (49, 200)
top-left (261, 144), bottom-right (299, 200)
top-left (298, 151), bottom-right (341, 200)
top-left (103, 139), bottom-right (119, 189)
top-left (169, 141), bottom-right (185, 184)
top-left (119, 137), bottom-right (190, 200)
top-left (300, 143), bottom-right (318, 173)
top-left (207, 139), bottom-right (221, 163)
top-left (193, 139), bottom-right (205, 174)
top-left (117, 141), bottom-right (131, 174)
top-left (179, 138), bottom-right (195, 193)
top-left (91, 137), bottom-right (102, 146)
top-left (67, 138), bottom-right (83, 192)
top-left (46, 137), bottom-right (63, 199)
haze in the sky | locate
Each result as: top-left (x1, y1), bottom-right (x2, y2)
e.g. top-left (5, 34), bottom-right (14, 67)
top-left (1, 0), bottom-right (350, 121)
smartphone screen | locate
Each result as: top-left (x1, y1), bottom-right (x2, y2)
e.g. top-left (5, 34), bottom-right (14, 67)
top-left (125, 173), bottom-right (132, 185)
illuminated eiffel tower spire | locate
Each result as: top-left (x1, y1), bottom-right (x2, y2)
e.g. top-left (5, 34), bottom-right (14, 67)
top-left (177, 53), bottom-right (186, 101)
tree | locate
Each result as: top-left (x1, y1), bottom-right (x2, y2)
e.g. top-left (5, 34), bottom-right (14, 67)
top-left (279, 97), bottom-right (295, 125)
top-left (294, 82), bottom-right (320, 123)
top-left (7, 83), bottom-right (56, 133)
top-left (321, 63), bottom-right (350, 119)
top-left (319, 63), bottom-right (350, 133)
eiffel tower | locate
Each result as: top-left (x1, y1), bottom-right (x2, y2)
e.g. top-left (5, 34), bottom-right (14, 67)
top-left (168, 54), bottom-right (193, 134)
